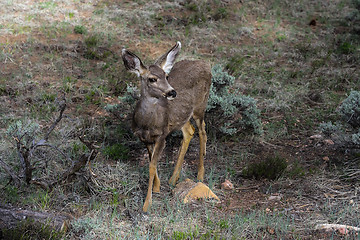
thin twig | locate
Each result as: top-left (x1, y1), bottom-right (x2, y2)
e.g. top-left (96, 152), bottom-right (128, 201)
top-left (47, 150), bottom-right (98, 190)
top-left (30, 143), bottom-right (70, 162)
top-left (44, 97), bottom-right (66, 141)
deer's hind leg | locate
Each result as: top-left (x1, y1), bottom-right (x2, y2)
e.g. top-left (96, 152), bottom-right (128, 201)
top-left (169, 121), bottom-right (195, 186)
top-left (194, 117), bottom-right (207, 182)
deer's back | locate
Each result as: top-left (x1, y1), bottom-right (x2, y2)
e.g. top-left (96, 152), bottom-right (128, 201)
top-left (167, 60), bottom-right (212, 131)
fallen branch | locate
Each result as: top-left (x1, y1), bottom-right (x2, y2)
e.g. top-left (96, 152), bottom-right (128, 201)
top-left (315, 224), bottom-right (360, 235)
top-left (0, 205), bottom-right (72, 232)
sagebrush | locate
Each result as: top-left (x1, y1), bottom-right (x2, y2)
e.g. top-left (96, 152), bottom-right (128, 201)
top-left (206, 64), bottom-right (263, 136)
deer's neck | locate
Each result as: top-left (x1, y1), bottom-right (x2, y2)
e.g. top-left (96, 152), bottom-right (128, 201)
top-left (138, 95), bottom-right (168, 114)
top-left (132, 95), bottom-right (169, 144)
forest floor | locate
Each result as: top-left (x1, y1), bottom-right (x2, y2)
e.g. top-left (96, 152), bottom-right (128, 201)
top-left (0, 0), bottom-right (359, 239)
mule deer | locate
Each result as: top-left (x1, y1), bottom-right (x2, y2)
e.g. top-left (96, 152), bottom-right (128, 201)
top-left (121, 42), bottom-right (212, 212)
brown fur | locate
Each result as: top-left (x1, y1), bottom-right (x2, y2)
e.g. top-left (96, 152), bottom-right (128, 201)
top-left (122, 42), bottom-right (212, 212)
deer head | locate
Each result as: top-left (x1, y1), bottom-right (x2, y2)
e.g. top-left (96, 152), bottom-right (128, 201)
top-left (121, 42), bottom-right (181, 100)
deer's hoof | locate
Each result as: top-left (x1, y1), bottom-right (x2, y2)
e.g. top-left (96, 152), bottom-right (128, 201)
top-left (197, 168), bottom-right (205, 182)
top-left (153, 185), bottom-right (160, 193)
top-left (143, 200), bottom-right (151, 212)
top-left (169, 176), bottom-right (178, 186)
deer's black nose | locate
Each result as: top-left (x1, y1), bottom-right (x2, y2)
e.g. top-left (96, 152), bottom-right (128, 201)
top-left (167, 90), bottom-right (177, 98)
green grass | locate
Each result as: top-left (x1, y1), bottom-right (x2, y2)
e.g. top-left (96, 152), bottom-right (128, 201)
top-left (1, 219), bottom-right (64, 240)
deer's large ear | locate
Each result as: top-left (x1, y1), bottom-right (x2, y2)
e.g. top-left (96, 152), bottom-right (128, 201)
top-left (155, 41), bottom-right (181, 74)
top-left (122, 49), bottom-right (147, 77)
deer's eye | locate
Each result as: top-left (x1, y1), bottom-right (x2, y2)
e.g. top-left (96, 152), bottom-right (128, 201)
top-left (149, 78), bottom-right (157, 83)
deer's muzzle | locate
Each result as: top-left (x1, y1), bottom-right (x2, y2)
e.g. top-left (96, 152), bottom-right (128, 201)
top-left (166, 90), bottom-right (177, 100)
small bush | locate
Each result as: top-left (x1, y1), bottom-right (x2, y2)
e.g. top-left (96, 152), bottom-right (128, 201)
top-left (213, 7), bottom-right (228, 21)
top-left (206, 64), bottom-right (263, 136)
top-left (184, 0), bottom-right (229, 25)
top-left (337, 42), bottom-right (356, 54)
top-left (351, 130), bottom-right (360, 145)
top-left (83, 35), bottom-right (111, 60)
top-left (225, 55), bottom-right (245, 77)
top-left (338, 91), bottom-right (360, 128)
top-left (103, 143), bottom-right (129, 160)
top-left (355, 0), bottom-right (360, 9)
top-left (74, 25), bottom-right (87, 34)
top-left (105, 84), bottom-right (138, 120)
top-left (242, 156), bottom-right (287, 180)
top-left (319, 121), bottom-right (342, 136)
top-left (6, 120), bottom-right (40, 146)
top-left (317, 91), bottom-right (360, 148)
top-left (345, 0), bottom-right (360, 28)
top-left (84, 35), bottom-right (98, 48)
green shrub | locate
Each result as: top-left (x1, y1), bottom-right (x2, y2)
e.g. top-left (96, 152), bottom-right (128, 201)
top-left (83, 35), bottom-right (111, 60)
top-left (6, 120), bottom-right (40, 146)
top-left (317, 91), bottom-right (360, 148)
top-left (206, 64), bottom-right (263, 136)
top-left (346, 0), bottom-right (360, 27)
top-left (225, 55), bottom-right (245, 77)
top-left (213, 7), bottom-right (228, 21)
top-left (105, 84), bottom-right (138, 120)
top-left (319, 121), bottom-right (342, 136)
top-left (74, 25), bottom-right (87, 34)
top-left (184, 0), bottom-right (229, 25)
top-left (242, 156), bottom-right (287, 180)
top-left (337, 42), bottom-right (356, 54)
top-left (103, 143), bottom-right (129, 160)
top-left (351, 130), bottom-right (360, 145)
top-left (338, 91), bottom-right (360, 128)
top-left (84, 35), bottom-right (98, 48)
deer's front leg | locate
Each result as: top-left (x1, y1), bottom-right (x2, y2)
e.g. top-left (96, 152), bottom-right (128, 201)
top-left (143, 139), bottom-right (165, 212)
top-left (146, 144), bottom-right (160, 193)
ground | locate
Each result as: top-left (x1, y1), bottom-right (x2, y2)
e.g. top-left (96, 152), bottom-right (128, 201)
top-left (0, 0), bottom-right (359, 239)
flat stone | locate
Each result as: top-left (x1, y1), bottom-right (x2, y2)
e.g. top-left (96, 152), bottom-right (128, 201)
top-left (173, 178), bottom-right (220, 204)
top-left (221, 179), bottom-right (234, 190)
top-left (268, 195), bottom-right (282, 201)
top-left (324, 139), bottom-right (335, 145)
top-left (310, 134), bottom-right (323, 139)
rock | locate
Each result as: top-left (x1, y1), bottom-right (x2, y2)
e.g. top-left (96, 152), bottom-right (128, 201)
top-left (310, 134), bottom-right (323, 139)
top-left (221, 179), bottom-right (234, 190)
top-left (268, 195), bottom-right (282, 201)
top-left (324, 139), bottom-right (335, 145)
top-left (173, 178), bottom-right (220, 204)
